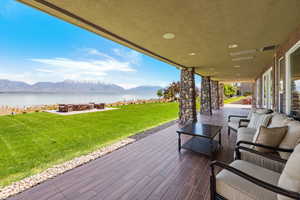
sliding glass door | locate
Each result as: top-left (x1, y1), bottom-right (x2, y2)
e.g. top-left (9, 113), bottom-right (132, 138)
top-left (286, 40), bottom-right (300, 115)
top-left (278, 58), bottom-right (286, 113)
top-left (256, 79), bottom-right (260, 107)
top-left (262, 68), bottom-right (273, 109)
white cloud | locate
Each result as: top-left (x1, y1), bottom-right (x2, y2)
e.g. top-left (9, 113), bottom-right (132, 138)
top-left (113, 48), bottom-right (142, 65)
top-left (27, 48), bottom-right (141, 83)
top-left (0, 48), bottom-right (169, 88)
top-left (30, 56), bottom-right (136, 80)
top-left (116, 83), bottom-right (138, 89)
top-left (31, 57), bottom-right (135, 72)
top-left (36, 68), bottom-right (54, 73)
top-left (84, 48), bottom-right (114, 60)
top-left (0, 72), bottom-right (51, 84)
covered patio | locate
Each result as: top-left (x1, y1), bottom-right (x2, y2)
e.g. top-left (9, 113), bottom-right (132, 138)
top-left (6, 0), bottom-right (300, 199)
top-left (16, 0), bottom-right (300, 123)
top-left (7, 106), bottom-right (248, 200)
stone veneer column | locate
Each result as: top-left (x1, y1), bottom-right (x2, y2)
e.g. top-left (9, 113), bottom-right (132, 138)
top-left (200, 76), bottom-right (212, 115)
top-left (211, 80), bottom-right (220, 110)
top-left (219, 83), bottom-right (224, 108)
top-left (179, 67), bottom-right (197, 125)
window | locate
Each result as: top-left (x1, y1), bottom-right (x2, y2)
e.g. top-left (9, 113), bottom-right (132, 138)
top-left (290, 48), bottom-right (300, 115)
top-left (262, 68), bottom-right (273, 109)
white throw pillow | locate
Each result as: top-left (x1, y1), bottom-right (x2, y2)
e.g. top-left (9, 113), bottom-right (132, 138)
top-left (247, 113), bottom-right (272, 129)
top-left (256, 108), bottom-right (270, 114)
top-left (247, 109), bottom-right (255, 119)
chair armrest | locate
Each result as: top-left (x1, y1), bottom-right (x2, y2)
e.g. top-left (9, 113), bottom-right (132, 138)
top-left (235, 146), bottom-right (288, 164)
top-left (237, 141), bottom-right (294, 153)
top-left (238, 119), bottom-right (250, 128)
top-left (210, 161), bottom-right (300, 199)
top-left (228, 115), bottom-right (247, 122)
top-left (236, 141), bottom-right (293, 164)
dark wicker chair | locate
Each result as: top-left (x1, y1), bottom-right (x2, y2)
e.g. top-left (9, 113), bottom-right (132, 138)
top-left (210, 144), bottom-right (298, 200)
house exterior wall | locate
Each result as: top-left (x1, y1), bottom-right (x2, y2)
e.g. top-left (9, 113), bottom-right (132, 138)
top-left (255, 25), bottom-right (300, 113)
top-left (238, 83), bottom-right (253, 96)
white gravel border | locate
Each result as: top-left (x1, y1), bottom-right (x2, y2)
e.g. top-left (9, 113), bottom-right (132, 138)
top-left (0, 138), bottom-right (136, 200)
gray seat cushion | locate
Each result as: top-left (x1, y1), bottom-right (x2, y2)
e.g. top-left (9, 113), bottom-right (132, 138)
top-left (216, 160), bottom-right (280, 200)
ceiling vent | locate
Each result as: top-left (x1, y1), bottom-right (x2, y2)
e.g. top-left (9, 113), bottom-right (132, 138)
top-left (232, 56), bottom-right (254, 61)
top-left (230, 49), bottom-right (257, 57)
top-left (260, 45), bottom-right (277, 52)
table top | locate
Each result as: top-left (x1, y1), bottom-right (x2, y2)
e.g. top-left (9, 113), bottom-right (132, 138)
top-left (177, 122), bottom-right (222, 139)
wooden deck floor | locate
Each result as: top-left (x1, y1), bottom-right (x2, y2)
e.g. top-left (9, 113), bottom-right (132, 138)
top-left (7, 106), bottom-right (248, 200)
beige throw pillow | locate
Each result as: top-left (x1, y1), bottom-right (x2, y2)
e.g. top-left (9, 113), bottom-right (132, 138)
top-left (252, 126), bottom-right (288, 153)
top-left (278, 120), bottom-right (300, 159)
top-left (277, 144), bottom-right (300, 200)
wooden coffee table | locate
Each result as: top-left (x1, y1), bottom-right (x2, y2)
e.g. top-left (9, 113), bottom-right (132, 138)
top-left (177, 122), bottom-right (222, 157)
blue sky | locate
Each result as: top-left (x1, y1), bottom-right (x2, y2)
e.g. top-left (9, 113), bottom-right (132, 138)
top-left (0, 0), bottom-right (200, 89)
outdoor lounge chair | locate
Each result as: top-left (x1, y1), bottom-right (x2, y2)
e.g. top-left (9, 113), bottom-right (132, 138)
top-left (236, 113), bottom-right (299, 173)
top-left (210, 143), bottom-right (300, 200)
top-left (227, 108), bottom-right (273, 135)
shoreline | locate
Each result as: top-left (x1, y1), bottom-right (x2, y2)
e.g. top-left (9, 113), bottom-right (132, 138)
top-left (0, 98), bottom-right (173, 116)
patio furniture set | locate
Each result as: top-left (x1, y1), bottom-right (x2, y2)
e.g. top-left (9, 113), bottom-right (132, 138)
top-left (58, 103), bottom-right (105, 113)
top-left (177, 108), bottom-right (300, 200)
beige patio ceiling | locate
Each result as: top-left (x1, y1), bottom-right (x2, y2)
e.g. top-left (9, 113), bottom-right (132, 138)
top-left (18, 0), bottom-right (300, 82)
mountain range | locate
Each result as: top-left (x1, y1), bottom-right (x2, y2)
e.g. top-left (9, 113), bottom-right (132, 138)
top-left (0, 79), bottom-right (162, 94)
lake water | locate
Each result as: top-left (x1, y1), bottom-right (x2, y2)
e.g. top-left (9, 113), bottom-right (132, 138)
top-left (0, 93), bottom-right (157, 107)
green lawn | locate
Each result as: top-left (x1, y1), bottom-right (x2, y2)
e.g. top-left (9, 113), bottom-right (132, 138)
top-left (224, 96), bottom-right (247, 104)
top-left (0, 102), bottom-right (179, 186)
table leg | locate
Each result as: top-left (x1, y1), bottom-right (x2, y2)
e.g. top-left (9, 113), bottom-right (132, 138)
top-left (210, 138), bottom-right (214, 159)
top-left (178, 132), bottom-right (181, 152)
top-left (219, 130), bottom-right (222, 148)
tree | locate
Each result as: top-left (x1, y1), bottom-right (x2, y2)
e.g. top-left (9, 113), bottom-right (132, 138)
top-left (156, 89), bottom-right (163, 98)
top-left (224, 84), bottom-right (237, 98)
top-left (163, 81), bottom-right (180, 101)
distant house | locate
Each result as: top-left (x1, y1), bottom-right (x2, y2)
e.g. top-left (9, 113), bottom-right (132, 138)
top-left (233, 82), bottom-right (253, 96)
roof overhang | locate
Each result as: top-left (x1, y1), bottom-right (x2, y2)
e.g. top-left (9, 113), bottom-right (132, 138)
top-left (17, 0), bottom-right (300, 81)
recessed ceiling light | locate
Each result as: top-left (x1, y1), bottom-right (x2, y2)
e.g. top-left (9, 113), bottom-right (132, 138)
top-left (233, 65), bottom-right (240, 68)
top-left (163, 33), bottom-right (175, 39)
top-left (188, 52), bottom-right (196, 56)
top-left (232, 56), bottom-right (254, 61)
top-left (228, 44), bottom-right (238, 49)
